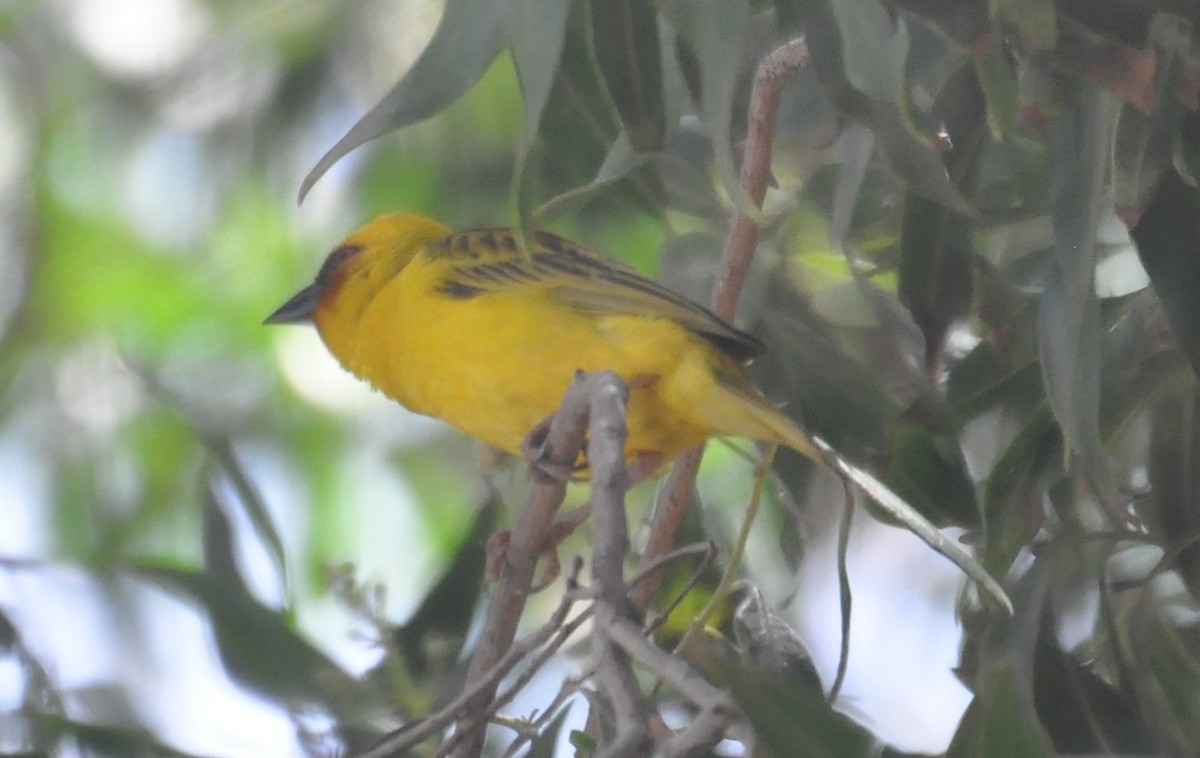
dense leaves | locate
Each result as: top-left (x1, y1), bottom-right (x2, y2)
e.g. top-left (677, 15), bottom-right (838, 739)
top-left (6, 0), bottom-right (1200, 755)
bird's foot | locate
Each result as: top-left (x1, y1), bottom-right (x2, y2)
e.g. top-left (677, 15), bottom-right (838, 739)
top-left (520, 414), bottom-right (578, 483)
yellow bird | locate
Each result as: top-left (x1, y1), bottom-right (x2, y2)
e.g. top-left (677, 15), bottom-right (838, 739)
top-left (265, 213), bottom-right (821, 480)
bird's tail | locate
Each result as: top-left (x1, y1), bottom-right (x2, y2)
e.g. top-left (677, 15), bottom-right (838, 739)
top-left (669, 353), bottom-right (822, 462)
top-left (717, 380), bottom-right (824, 463)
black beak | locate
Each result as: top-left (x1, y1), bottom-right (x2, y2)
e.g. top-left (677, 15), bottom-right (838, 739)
top-left (264, 283), bottom-right (321, 325)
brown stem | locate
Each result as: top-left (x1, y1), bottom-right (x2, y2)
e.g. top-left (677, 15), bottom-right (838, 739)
top-left (447, 372), bottom-right (599, 757)
top-left (586, 373), bottom-right (653, 753)
top-left (633, 37), bottom-right (811, 611)
top-left (360, 568), bottom-right (586, 758)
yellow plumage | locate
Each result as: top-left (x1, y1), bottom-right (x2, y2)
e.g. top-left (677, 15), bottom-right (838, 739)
top-left (266, 212), bottom-right (820, 476)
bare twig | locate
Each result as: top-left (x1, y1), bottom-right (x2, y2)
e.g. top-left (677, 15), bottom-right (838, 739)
top-left (361, 565), bottom-right (586, 758)
top-left (714, 37), bottom-right (811, 317)
top-left (446, 373), bottom-right (600, 756)
top-left (499, 675), bottom-right (588, 758)
top-left (586, 373), bottom-right (654, 754)
top-left (605, 615), bottom-right (736, 717)
top-left (633, 448), bottom-right (704, 609)
top-left (633, 38), bottom-right (811, 610)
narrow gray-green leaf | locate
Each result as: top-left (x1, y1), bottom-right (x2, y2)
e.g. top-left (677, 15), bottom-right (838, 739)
top-left (508, 0), bottom-right (573, 236)
top-left (1039, 85), bottom-right (1116, 492)
top-left (204, 436), bottom-right (290, 605)
top-left (811, 436), bottom-right (1014, 614)
top-left (973, 34), bottom-right (1019, 141)
top-left (298, 0), bottom-right (508, 202)
top-left (590, 0), bottom-right (665, 152)
top-left (509, 0), bottom-right (572, 143)
top-left (533, 131), bottom-right (650, 222)
top-left (899, 192), bottom-right (975, 372)
top-left (829, 124), bottom-right (874, 247)
top-left (1131, 170), bottom-right (1200, 377)
top-left (981, 406), bottom-right (1059, 580)
top-left (660, 0), bottom-right (750, 209)
top-left (829, 0), bottom-right (908, 102)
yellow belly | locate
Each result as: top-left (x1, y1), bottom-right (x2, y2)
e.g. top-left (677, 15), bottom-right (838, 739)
top-left (343, 263), bottom-right (716, 466)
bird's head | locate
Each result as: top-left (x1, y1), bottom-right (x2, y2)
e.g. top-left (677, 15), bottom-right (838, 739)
top-left (264, 212), bottom-right (451, 329)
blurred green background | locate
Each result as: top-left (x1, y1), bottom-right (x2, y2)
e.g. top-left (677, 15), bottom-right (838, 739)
top-left (6, 0), bottom-right (1200, 756)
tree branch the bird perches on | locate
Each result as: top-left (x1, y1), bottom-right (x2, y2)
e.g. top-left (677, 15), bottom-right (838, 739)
top-left (448, 371), bottom-right (650, 757)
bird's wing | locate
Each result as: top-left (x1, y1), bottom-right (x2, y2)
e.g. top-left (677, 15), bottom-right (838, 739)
top-left (426, 228), bottom-right (765, 361)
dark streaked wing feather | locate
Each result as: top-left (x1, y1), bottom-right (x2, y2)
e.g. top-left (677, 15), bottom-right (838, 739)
top-left (427, 228), bottom-right (765, 361)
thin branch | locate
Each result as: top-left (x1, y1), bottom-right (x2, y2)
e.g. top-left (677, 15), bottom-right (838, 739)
top-left (499, 675), bottom-right (588, 758)
top-left (446, 373), bottom-right (600, 756)
top-left (587, 372), bottom-right (654, 753)
top-left (605, 615), bottom-right (736, 716)
top-left (633, 448), bottom-right (704, 610)
top-left (714, 37), bottom-right (811, 317)
top-left (633, 37), bottom-right (812, 610)
top-left (672, 446), bottom-right (778, 662)
top-left (360, 566), bottom-right (586, 758)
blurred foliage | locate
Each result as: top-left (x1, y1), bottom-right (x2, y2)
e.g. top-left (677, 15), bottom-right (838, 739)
top-left (4, 0), bottom-right (1200, 756)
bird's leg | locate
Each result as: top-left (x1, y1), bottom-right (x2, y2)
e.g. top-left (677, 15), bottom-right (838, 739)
top-left (486, 443), bottom-right (659, 589)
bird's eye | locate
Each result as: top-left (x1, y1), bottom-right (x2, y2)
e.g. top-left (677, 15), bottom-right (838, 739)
top-left (316, 243), bottom-right (363, 286)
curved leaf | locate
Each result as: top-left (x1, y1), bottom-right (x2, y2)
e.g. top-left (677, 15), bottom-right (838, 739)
top-left (1039, 85), bottom-right (1117, 500)
top-left (509, 0), bottom-right (573, 234)
top-left (899, 192), bottom-right (974, 372)
top-left (1131, 167), bottom-right (1200, 379)
top-left (660, 0), bottom-right (750, 208)
top-left (298, 0), bottom-right (508, 201)
top-left (590, 0), bottom-right (665, 152)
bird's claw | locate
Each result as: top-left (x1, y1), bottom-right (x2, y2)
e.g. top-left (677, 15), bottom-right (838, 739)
top-left (521, 414), bottom-right (576, 483)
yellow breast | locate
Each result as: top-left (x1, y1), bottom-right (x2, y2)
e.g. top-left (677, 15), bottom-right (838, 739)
top-left (343, 253), bottom-right (714, 464)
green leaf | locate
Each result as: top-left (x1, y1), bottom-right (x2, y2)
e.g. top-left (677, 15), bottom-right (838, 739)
top-left (830, 0), bottom-right (908, 102)
top-left (949, 662), bottom-right (1057, 758)
top-left (1129, 598), bottom-right (1200, 754)
top-left (508, 0), bottom-right (573, 235)
top-left (1147, 384), bottom-right (1200, 597)
top-left (298, 0), bottom-right (508, 201)
top-left (989, 0), bottom-right (1057, 52)
top-left (135, 566), bottom-right (387, 728)
top-left (1131, 170), bottom-right (1200, 378)
top-left (884, 415), bottom-right (980, 529)
top-left (973, 36), bottom-right (1019, 141)
top-left (1112, 12), bottom-right (1194, 225)
top-left (800, 0), bottom-right (976, 213)
top-left (533, 132), bottom-right (650, 223)
top-left (509, 0), bottom-right (573, 143)
top-left (946, 342), bottom-right (1043, 423)
top-left (898, 192), bottom-right (974, 371)
top-left (527, 706), bottom-right (572, 758)
top-left (981, 405), bottom-right (1059, 579)
top-left (1039, 85), bottom-right (1116, 497)
top-left (719, 663), bottom-right (874, 758)
top-left (203, 436), bottom-right (290, 607)
top-left (949, 554), bottom-right (1057, 758)
top-left (39, 715), bottom-right (209, 758)
top-left (660, 0), bottom-right (750, 208)
top-left (394, 496), bottom-right (497, 679)
top-left (590, 0), bottom-right (665, 152)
